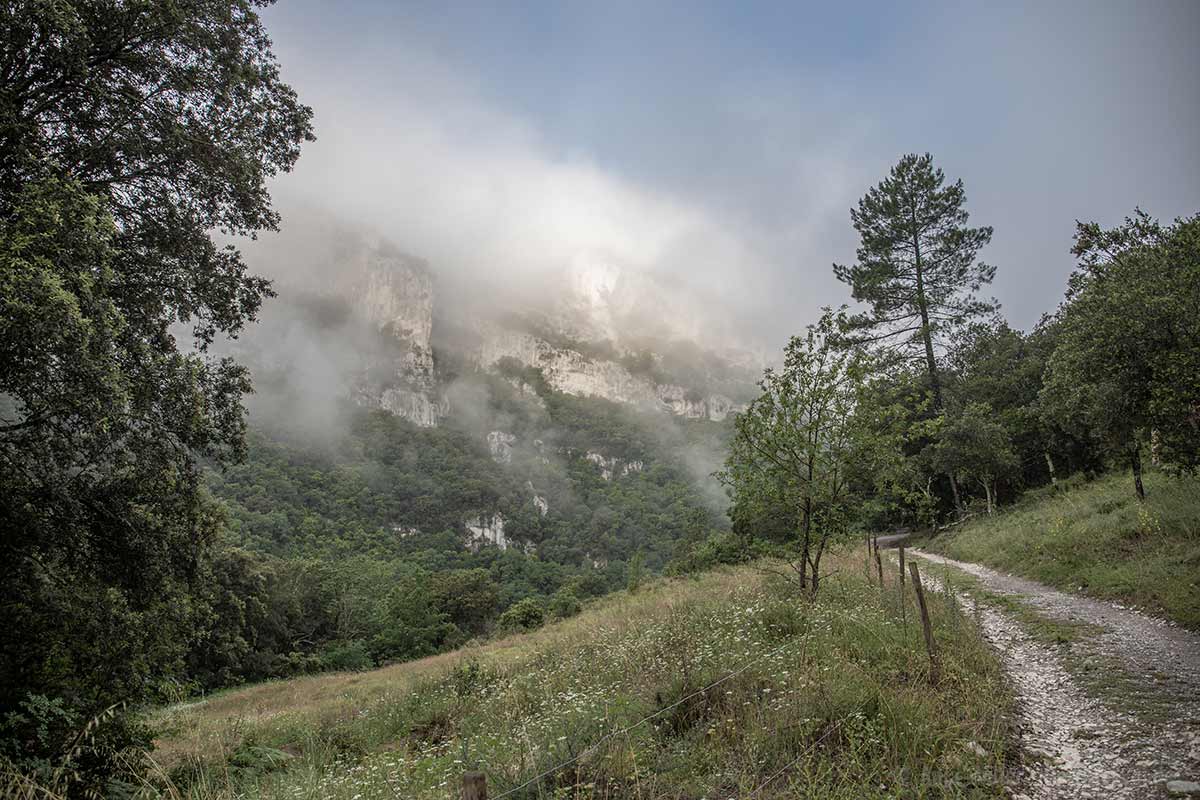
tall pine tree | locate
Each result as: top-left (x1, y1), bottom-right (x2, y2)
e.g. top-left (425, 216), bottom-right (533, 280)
top-left (833, 153), bottom-right (996, 511)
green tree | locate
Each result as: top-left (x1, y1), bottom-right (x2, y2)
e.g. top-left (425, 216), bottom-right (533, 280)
top-left (833, 153), bottom-right (996, 511)
top-left (1041, 211), bottom-right (1200, 499)
top-left (929, 403), bottom-right (1019, 514)
top-left (0, 0), bottom-right (312, 783)
top-left (720, 309), bottom-right (868, 593)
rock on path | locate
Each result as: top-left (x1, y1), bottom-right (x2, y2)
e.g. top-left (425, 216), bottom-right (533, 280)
top-left (910, 549), bottom-right (1200, 799)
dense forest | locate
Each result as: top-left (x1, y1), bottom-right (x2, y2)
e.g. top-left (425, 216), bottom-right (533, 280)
top-left (1, 2), bottom-right (1197, 798)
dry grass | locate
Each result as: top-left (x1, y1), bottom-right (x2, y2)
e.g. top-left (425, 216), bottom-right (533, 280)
top-left (142, 552), bottom-right (1015, 799)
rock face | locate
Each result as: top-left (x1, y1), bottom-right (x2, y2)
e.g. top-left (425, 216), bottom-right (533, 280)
top-left (585, 450), bottom-right (644, 481)
top-left (337, 239), bottom-right (751, 428)
top-left (656, 384), bottom-right (740, 421)
top-left (477, 327), bottom-right (744, 422)
top-left (487, 431), bottom-right (516, 464)
top-left (465, 513), bottom-right (508, 551)
top-left (526, 481), bottom-right (549, 516)
top-left (347, 245), bottom-right (448, 426)
top-left (377, 387), bottom-right (449, 427)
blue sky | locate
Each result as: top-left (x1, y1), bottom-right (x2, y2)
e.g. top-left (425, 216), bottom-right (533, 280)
top-left (257, 0), bottom-right (1200, 346)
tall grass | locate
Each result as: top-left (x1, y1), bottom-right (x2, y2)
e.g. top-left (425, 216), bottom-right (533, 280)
top-left (139, 552), bottom-right (1012, 799)
top-left (929, 471), bottom-right (1200, 629)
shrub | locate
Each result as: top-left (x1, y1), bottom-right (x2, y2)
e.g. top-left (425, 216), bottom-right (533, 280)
top-left (320, 640), bottom-right (374, 672)
top-left (497, 597), bottom-right (546, 632)
top-left (547, 589), bottom-right (582, 620)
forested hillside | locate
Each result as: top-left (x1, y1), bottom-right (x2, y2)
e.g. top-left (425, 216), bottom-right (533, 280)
top-left (182, 357), bottom-right (735, 689)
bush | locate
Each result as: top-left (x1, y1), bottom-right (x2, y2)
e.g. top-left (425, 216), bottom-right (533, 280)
top-left (547, 589), bottom-right (582, 620)
top-left (666, 532), bottom-right (755, 576)
top-left (497, 597), bottom-right (546, 632)
top-left (320, 640), bottom-right (374, 672)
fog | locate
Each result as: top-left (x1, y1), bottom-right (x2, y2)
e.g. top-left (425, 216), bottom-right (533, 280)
top-left (219, 0), bottom-right (1198, 475)
top-left (247, 0), bottom-right (1198, 354)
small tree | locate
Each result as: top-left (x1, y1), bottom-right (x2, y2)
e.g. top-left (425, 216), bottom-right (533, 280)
top-left (720, 309), bottom-right (868, 593)
top-left (929, 403), bottom-right (1019, 514)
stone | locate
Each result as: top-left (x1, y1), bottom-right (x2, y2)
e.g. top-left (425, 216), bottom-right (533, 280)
top-left (487, 431), bottom-right (516, 464)
top-left (1166, 780), bottom-right (1200, 797)
top-left (464, 513), bottom-right (508, 551)
top-left (963, 740), bottom-right (988, 758)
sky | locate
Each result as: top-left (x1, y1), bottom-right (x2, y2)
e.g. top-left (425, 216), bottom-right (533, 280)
top-left (256, 0), bottom-right (1200, 350)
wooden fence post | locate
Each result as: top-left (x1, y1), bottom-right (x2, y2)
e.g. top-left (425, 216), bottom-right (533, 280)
top-left (463, 771), bottom-right (488, 800)
top-left (865, 534), bottom-right (872, 581)
top-left (874, 549), bottom-right (884, 589)
top-left (898, 545), bottom-right (907, 627)
top-left (908, 562), bottom-right (939, 683)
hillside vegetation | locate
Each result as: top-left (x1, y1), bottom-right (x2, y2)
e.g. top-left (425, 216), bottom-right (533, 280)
top-left (928, 471), bottom-right (1200, 629)
top-left (150, 553), bottom-right (1012, 800)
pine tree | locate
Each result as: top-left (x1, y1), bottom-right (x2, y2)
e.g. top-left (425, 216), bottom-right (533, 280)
top-left (833, 153), bottom-right (996, 409)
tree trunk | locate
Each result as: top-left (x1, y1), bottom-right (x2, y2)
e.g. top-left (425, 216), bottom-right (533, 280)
top-left (798, 501), bottom-right (811, 590)
top-left (912, 222), bottom-right (964, 520)
top-left (949, 474), bottom-right (963, 514)
top-left (1130, 443), bottom-right (1145, 501)
top-left (985, 481), bottom-right (994, 514)
top-left (1044, 451), bottom-right (1058, 486)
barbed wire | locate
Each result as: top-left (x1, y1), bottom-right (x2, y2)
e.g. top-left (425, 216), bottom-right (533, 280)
top-left (490, 624), bottom-right (812, 799)
top-left (488, 595), bottom-right (905, 800)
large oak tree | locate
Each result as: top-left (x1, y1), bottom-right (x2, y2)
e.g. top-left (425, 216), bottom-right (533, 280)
top-left (0, 0), bottom-right (312, 782)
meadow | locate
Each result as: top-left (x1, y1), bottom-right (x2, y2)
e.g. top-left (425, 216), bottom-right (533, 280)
top-left (143, 551), bottom-right (1014, 799)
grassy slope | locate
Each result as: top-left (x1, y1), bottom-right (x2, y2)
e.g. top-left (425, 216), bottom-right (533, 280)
top-left (928, 471), bottom-right (1200, 629)
top-left (153, 553), bottom-right (1012, 799)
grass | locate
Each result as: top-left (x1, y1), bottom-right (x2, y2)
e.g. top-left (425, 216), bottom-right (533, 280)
top-left (142, 551), bottom-right (1014, 799)
top-left (927, 470), bottom-right (1200, 629)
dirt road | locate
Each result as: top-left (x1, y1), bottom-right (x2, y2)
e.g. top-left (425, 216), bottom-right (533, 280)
top-left (909, 549), bottom-right (1200, 799)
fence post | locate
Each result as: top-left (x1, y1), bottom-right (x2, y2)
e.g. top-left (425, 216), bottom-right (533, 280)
top-left (908, 562), bottom-right (939, 683)
top-left (898, 545), bottom-right (907, 627)
top-left (463, 771), bottom-right (488, 800)
top-left (865, 534), bottom-right (872, 581)
top-left (874, 549), bottom-right (884, 589)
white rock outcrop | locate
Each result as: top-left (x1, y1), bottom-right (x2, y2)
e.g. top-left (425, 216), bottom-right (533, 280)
top-left (487, 431), bottom-right (516, 464)
top-left (356, 249), bottom-right (435, 387)
top-left (465, 513), bottom-right (508, 551)
top-left (584, 451), bottom-right (644, 481)
top-left (656, 385), bottom-right (743, 421)
top-left (378, 387), bottom-right (448, 427)
top-left (478, 326), bottom-right (743, 422)
top-left (526, 481), bottom-right (549, 516)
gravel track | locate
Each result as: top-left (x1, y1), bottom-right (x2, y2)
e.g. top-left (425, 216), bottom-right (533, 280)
top-left (909, 549), bottom-right (1200, 799)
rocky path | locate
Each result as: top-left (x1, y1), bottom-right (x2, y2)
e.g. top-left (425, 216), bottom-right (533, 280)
top-left (909, 549), bottom-right (1200, 799)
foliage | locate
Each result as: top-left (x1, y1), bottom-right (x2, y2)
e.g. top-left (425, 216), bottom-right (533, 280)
top-left (0, 0), bottom-right (312, 787)
top-left (833, 152), bottom-right (996, 407)
top-left (720, 309), bottom-right (870, 591)
top-left (496, 596), bottom-right (547, 633)
top-left (929, 402), bottom-right (1019, 514)
top-left (1041, 211), bottom-right (1200, 498)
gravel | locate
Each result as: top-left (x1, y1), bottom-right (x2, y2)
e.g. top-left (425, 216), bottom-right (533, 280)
top-left (909, 549), bottom-right (1200, 799)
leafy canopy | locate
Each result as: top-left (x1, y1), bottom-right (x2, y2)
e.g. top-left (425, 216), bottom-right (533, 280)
top-left (0, 0), bottom-right (312, 783)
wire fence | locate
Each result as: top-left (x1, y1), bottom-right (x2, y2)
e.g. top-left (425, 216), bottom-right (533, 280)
top-left (490, 625), bottom-right (813, 799)
top-left (481, 564), bottom-right (932, 800)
